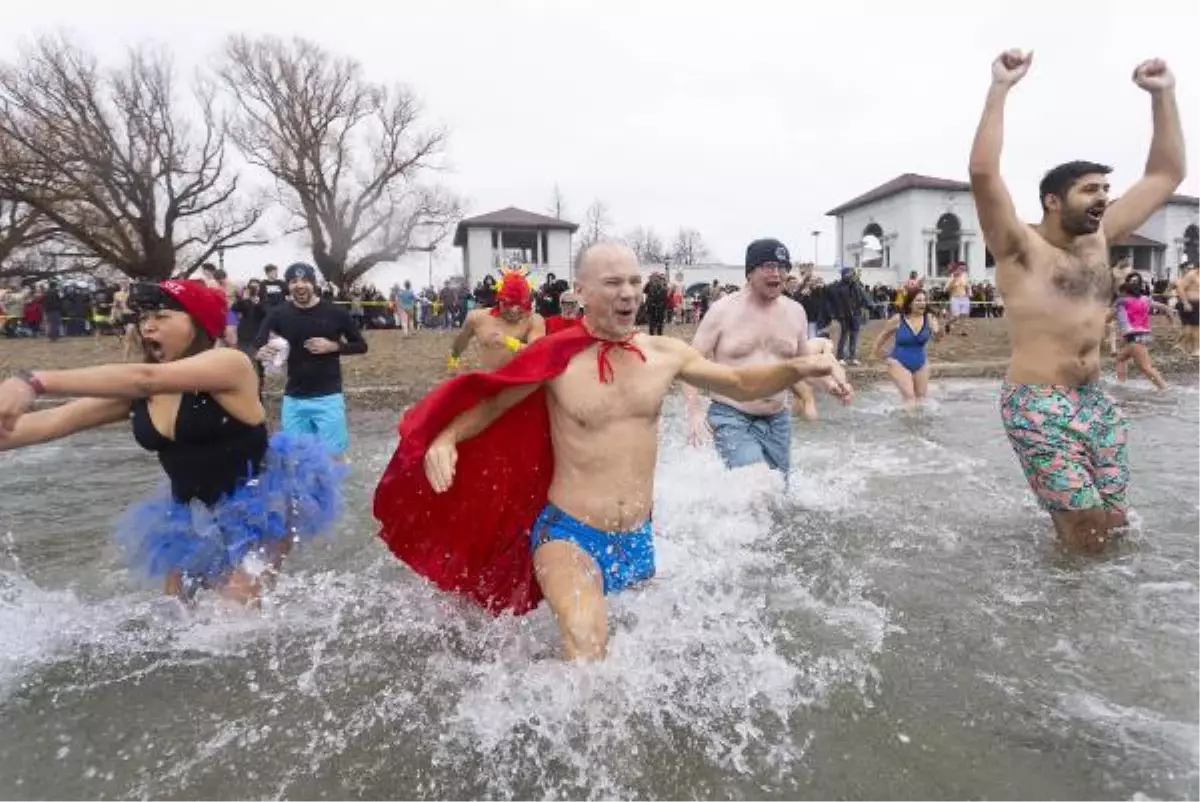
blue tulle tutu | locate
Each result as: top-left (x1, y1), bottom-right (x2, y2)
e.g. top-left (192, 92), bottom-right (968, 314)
top-left (115, 432), bottom-right (346, 582)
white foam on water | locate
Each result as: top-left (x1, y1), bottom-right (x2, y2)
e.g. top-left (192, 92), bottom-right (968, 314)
top-left (1057, 690), bottom-right (1200, 771)
top-left (0, 564), bottom-right (404, 700)
top-left (0, 571), bottom-right (113, 694)
top-left (0, 381), bottom-right (1193, 799)
top-left (407, 420), bottom-right (892, 799)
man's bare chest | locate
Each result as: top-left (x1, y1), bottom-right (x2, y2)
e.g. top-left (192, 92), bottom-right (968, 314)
top-left (717, 325), bottom-right (799, 361)
top-left (478, 317), bottom-right (529, 342)
top-left (550, 362), bottom-right (671, 429)
top-left (1043, 250), bottom-right (1113, 303)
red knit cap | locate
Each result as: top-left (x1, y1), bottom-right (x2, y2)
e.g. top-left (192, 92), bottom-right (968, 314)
top-left (159, 279), bottom-right (228, 339)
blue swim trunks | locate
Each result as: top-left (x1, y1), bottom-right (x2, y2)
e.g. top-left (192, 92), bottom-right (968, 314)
top-left (529, 503), bottom-right (655, 595)
top-left (281, 392), bottom-right (349, 454)
top-left (707, 401), bottom-right (791, 474)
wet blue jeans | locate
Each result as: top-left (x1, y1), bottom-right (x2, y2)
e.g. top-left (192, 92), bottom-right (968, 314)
top-left (707, 401), bottom-right (791, 474)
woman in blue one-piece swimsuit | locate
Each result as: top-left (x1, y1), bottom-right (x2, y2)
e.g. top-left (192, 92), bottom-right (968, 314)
top-left (871, 288), bottom-right (941, 408)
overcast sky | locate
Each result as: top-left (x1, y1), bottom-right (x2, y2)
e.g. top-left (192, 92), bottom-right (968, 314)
top-left (4, 0), bottom-right (1198, 287)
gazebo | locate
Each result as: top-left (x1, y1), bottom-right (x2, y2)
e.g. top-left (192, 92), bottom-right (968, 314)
top-left (1108, 233), bottom-right (1167, 274)
top-left (453, 207), bottom-right (579, 288)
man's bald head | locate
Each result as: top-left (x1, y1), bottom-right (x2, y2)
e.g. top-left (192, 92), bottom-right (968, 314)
top-left (573, 241), bottom-right (642, 338)
top-left (575, 241), bottom-right (639, 285)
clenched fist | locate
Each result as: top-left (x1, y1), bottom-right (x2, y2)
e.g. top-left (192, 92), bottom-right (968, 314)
top-left (1132, 58), bottom-right (1174, 93)
top-left (991, 49), bottom-right (1033, 87)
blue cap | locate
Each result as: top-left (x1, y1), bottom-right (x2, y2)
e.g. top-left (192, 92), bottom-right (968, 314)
top-left (840, 266), bottom-right (854, 278)
top-left (284, 263), bottom-right (318, 284)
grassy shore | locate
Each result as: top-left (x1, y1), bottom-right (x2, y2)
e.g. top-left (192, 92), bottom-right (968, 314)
top-left (2, 317), bottom-right (1194, 413)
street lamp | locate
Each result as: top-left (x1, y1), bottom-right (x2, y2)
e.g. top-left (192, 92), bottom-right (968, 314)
top-left (412, 221), bottom-right (444, 288)
top-left (810, 230), bottom-right (821, 266)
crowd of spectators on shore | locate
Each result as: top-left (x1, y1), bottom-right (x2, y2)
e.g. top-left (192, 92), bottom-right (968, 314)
top-left (0, 261), bottom-right (580, 340)
top-left (1, 262), bottom-right (1184, 341)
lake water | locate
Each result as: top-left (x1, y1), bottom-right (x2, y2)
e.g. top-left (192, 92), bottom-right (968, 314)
top-left (0, 378), bottom-right (1196, 800)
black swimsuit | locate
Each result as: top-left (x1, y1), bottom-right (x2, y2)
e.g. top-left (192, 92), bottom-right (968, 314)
top-left (131, 392), bottom-right (268, 506)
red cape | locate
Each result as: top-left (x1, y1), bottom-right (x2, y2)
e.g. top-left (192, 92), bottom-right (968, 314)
top-left (373, 325), bottom-right (608, 615)
top-left (545, 314), bottom-right (584, 335)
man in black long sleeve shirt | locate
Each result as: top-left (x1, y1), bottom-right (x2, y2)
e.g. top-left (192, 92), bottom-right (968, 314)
top-left (256, 263), bottom-right (367, 455)
top-left (260, 264), bottom-right (289, 309)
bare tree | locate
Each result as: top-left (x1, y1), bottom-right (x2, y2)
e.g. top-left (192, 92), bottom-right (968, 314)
top-left (547, 184), bottom-right (568, 220)
top-left (219, 35), bottom-right (461, 289)
top-left (0, 194), bottom-right (63, 280)
top-left (670, 227), bottom-right (710, 265)
top-left (576, 200), bottom-right (613, 254)
top-left (0, 35), bottom-right (265, 281)
top-left (624, 225), bottom-right (665, 264)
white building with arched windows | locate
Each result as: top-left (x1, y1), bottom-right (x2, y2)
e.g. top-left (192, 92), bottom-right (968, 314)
top-left (826, 173), bottom-right (1199, 284)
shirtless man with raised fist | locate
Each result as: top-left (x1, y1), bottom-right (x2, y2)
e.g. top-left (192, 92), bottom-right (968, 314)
top-left (970, 49), bottom-right (1185, 554)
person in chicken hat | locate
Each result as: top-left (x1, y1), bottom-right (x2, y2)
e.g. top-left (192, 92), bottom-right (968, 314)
top-left (447, 268), bottom-right (546, 371)
top-left (0, 279), bottom-right (344, 606)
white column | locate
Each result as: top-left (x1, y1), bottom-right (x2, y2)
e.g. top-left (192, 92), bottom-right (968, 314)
top-left (533, 229), bottom-right (542, 270)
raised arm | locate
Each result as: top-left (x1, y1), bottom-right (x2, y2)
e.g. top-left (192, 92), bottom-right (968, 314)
top-left (969, 50), bottom-right (1033, 263)
top-left (0, 397), bottom-right (130, 451)
top-left (1103, 60), bottom-right (1186, 242)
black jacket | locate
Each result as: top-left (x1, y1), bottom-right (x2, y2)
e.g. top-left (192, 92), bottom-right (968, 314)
top-left (827, 278), bottom-right (871, 320)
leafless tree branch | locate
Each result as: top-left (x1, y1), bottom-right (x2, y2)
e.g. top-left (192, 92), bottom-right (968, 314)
top-left (670, 227), bottom-right (710, 265)
top-left (625, 225), bottom-right (666, 264)
top-left (219, 35), bottom-right (462, 289)
top-left (0, 34), bottom-right (266, 282)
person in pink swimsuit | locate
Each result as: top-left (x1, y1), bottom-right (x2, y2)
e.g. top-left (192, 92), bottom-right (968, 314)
top-left (1111, 273), bottom-right (1177, 390)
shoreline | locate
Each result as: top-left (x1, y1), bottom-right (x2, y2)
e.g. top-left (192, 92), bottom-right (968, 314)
top-left (5, 319), bottom-right (1195, 413)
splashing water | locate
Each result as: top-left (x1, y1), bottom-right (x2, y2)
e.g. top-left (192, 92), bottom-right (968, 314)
top-left (0, 380), bottom-right (1195, 799)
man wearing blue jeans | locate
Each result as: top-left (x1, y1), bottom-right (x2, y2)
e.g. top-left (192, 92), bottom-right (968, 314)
top-left (684, 239), bottom-right (853, 474)
top-left (256, 263), bottom-right (367, 455)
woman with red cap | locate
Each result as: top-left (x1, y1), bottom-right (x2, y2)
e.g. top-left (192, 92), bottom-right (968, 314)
top-left (0, 280), bottom-right (344, 604)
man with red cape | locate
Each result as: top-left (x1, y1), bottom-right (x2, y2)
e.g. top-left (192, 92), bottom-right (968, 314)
top-left (374, 243), bottom-right (850, 661)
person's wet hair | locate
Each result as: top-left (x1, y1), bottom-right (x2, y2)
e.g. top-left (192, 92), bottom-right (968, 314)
top-left (900, 289), bottom-right (927, 316)
top-left (1039, 160), bottom-right (1112, 211)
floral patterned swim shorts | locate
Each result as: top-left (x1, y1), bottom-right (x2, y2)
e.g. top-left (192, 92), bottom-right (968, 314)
top-left (999, 381), bottom-right (1129, 514)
